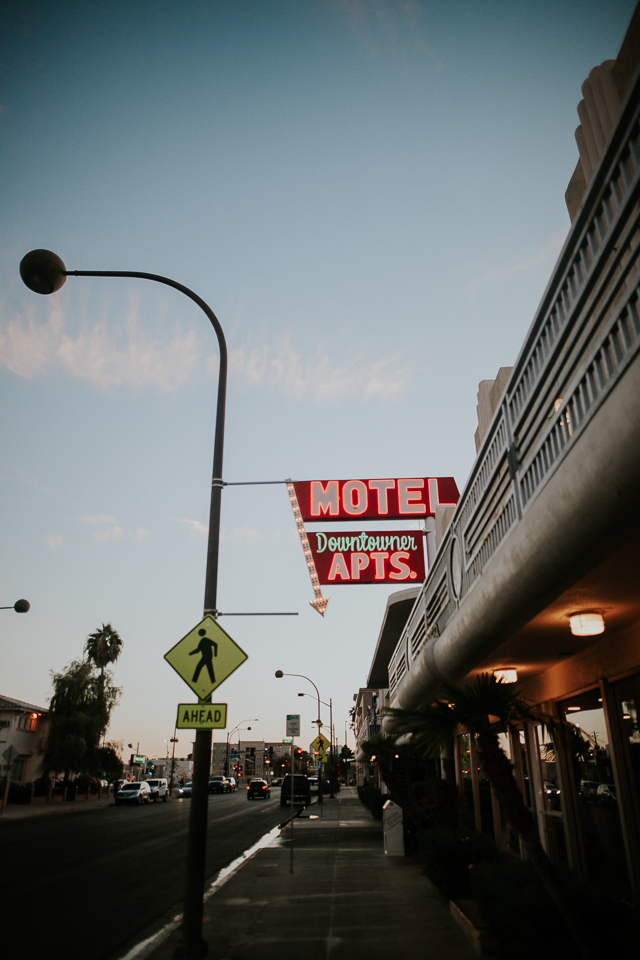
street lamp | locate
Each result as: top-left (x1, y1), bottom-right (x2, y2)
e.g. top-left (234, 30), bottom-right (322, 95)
top-left (298, 692), bottom-right (335, 798)
top-left (275, 670), bottom-right (328, 812)
top-left (21, 249), bottom-right (228, 960)
top-left (0, 600), bottom-right (30, 612)
top-left (225, 719), bottom-right (257, 779)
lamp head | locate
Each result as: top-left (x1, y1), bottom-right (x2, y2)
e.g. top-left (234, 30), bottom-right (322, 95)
top-left (20, 249), bottom-right (67, 295)
top-left (275, 670), bottom-right (284, 678)
top-left (13, 599), bottom-right (30, 613)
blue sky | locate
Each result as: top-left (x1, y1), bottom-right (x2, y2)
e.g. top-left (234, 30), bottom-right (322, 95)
top-left (1, 0), bottom-right (635, 760)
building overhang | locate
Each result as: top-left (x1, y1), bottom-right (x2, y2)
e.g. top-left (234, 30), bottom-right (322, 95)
top-left (366, 587), bottom-right (421, 688)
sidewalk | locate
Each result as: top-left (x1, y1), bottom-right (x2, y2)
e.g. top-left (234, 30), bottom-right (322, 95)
top-left (147, 787), bottom-right (477, 960)
top-left (0, 795), bottom-right (115, 820)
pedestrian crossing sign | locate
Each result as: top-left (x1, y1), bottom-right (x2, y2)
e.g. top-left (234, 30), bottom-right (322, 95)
top-left (311, 733), bottom-right (330, 755)
top-left (164, 615), bottom-right (248, 701)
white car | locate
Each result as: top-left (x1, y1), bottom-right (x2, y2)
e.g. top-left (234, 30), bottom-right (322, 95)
top-left (146, 778), bottom-right (168, 802)
top-left (115, 781), bottom-right (151, 805)
top-left (177, 781), bottom-right (193, 798)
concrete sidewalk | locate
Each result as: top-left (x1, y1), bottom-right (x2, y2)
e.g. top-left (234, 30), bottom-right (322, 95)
top-left (0, 794), bottom-right (116, 820)
top-left (148, 787), bottom-right (476, 960)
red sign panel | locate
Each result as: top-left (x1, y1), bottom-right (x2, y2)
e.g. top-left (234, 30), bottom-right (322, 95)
top-left (292, 477), bottom-right (459, 522)
top-left (308, 530), bottom-right (426, 585)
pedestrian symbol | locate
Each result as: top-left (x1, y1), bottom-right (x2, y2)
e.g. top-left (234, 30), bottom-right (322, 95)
top-left (311, 733), bottom-right (330, 755)
top-left (164, 615), bottom-right (248, 700)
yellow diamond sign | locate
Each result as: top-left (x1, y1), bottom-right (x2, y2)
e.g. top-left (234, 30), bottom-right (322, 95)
top-left (311, 733), bottom-right (330, 755)
top-left (164, 615), bottom-right (248, 701)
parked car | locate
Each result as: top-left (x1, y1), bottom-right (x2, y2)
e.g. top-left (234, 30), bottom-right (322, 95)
top-left (177, 781), bottom-right (193, 798)
top-left (209, 776), bottom-right (228, 794)
top-left (247, 778), bottom-right (271, 800)
top-left (146, 778), bottom-right (168, 802)
top-left (115, 781), bottom-right (151, 805)
top-left (270, 777), bottom-right (284, 788)
top-left (280, 775), bottom-right (311, 807)
top-left (225, 777), bottom-right (237, 792)
top-left (579, 779), bottom-right (601, 801)
top-left (597, 782), bottom-right (617, 806)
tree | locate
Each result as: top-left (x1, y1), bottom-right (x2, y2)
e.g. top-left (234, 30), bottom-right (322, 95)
top-left (45, 659), bottom-right (120, 782)
top-left (84, 623), bottom-right (123, 682)
top-left (387, 673), bottom-right (596, 960)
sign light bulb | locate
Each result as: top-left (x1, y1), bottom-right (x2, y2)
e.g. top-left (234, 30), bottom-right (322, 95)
top-left (569, 613), bottom-right (605, 636)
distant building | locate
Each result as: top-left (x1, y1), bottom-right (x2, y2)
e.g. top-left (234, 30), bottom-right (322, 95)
top-left (0, 694), bottom-right (49, 783)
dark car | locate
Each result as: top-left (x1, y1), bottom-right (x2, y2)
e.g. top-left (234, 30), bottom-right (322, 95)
top-left (280, 775), bottom-right (311, 807)
top-left (270, 778), bottom-right (284, 788)
top-left (247, 778), bottom-right (271, 800)
top-left (209, 776), bottom-right (228, 794)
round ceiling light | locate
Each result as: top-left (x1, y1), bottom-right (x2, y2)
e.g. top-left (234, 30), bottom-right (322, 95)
top-left (569, 613), bottom-right (605, 636)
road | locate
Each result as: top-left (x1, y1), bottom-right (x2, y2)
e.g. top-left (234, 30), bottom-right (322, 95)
top-left (0, 787), bottom-right (291, 959)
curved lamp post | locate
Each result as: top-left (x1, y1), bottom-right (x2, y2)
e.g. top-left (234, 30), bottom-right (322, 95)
top-left (21, 249), bottom-right (227, 960)
top-left (225, 719), bottom-right (257, 778)
top-left (0, 600), bottom-right (30, 613)
top-left (275, 670), bottom-right (330, 810)
top-left (298, 691), bottom-right (334, 798)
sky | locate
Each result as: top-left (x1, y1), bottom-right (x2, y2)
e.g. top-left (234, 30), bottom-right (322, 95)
top-left (1, 0), bottom-right (636, 762)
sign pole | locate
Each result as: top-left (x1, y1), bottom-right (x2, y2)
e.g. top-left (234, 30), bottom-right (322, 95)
top-left (290, 736), bottom-right (295, 874)
top-left (175, 294), bottom-right (227, 960)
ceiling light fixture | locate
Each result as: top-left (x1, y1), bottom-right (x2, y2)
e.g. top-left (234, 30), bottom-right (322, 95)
top-left (493, 669), bottom-right (518, 684)
top-left (569, 613), bottom-right (605, 636)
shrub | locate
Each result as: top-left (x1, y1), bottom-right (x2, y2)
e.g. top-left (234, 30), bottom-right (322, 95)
top-left (417, 826), bottom-right (496, 900)
top-left (357, 781), bottom-right (385, 820)
top-left (7, 781), bottom-right (32, 804)
top-left (71, 773), bottom-right (102, 794)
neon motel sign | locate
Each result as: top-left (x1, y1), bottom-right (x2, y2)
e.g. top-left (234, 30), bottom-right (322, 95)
top-left (288, 477), bottom-right (459, 615)
top-left (293, 477), bottom-right (458, 521)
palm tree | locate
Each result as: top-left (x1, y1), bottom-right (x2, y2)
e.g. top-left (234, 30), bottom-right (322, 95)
top-left (84, 623), bottom-right (123, 680)
top-left (387, 673), bottom-right (596, 960)
top-left (84, 623), bottom-right (123, 744)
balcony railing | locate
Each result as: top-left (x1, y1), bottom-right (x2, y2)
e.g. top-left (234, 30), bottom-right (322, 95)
top-left (388, 64), bottom-right (640, 701)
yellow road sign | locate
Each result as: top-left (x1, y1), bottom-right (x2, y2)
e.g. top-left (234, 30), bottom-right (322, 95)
top-left (176, 703), bottom-right (228, 730)
top-left (164, 615), bottom-right (248, 700)
top-left (311, 733), bottom-right (330, 754)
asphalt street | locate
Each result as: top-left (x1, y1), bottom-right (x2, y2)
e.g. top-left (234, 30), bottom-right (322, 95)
top-left (0, 788), bottom-right (289, 959)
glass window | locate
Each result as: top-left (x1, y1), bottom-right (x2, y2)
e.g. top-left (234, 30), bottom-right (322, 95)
top-left (614, 672), bottom-right (640, 807)
top-left (559, 687), bottom-right (629, 900)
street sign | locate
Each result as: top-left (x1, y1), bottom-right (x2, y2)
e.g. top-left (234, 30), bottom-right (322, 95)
top-left (133, 754), bottom-right (145, 764)
top-left (319, 754), bottom-right (329, 763)
top-left (282, 737), bottom-right (292, 744)
top-left (2, 745), bottom-right (19, 765)
top-left (164, 615), bottom-right (248, 701)
top-left (286, 715), bottom-right (300, 736)
top-left (311, 733), bottom-right (330, 754)
top-left (176, 703), bottom-right (227, 730)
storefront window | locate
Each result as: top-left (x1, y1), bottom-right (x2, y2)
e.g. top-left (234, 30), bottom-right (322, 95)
top-left (614, 672), bottom-right (640, 808)
top-left (559, 687), bottom-right (629, 899)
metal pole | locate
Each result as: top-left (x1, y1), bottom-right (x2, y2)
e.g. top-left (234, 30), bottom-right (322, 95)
top-left (290, 737), bottom-right (295, 874)
top-left (54, 268), bottom-right (227, 960)
top-left (329, 698), bottom-right (334, 799)
top-left (170, 733), bottom-right (178, 796)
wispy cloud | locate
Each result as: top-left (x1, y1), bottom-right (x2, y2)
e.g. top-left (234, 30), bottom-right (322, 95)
top-left (177, 518), bottom-right (209, 540)
top-left (129, 527), bottom-right (150, 543)
top-left (93, 525), bottom-right (124, 544)
top-left (46, 534), bottom-right (66, 550)
top-left (0, 297), bottom-right (200, 392)
top-left (221, 525), bottom-right (262, 544)
top-left (228, 335), bottom-right (412, 402)
top-left (465, 229), bottom-right (568, 297)
top-left (1, 300), bottom-right (413, 402)
top-left (77, 514), bottom-right (120, 525)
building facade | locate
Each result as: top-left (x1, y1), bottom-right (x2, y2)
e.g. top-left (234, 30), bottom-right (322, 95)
top-left (360, 6), bottom-right (640, 907)
top-left (0, 695), bottom-right (49, 784)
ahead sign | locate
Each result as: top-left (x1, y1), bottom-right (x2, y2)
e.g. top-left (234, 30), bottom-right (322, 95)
top-left (176, 703), bottom-right (227, 730)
